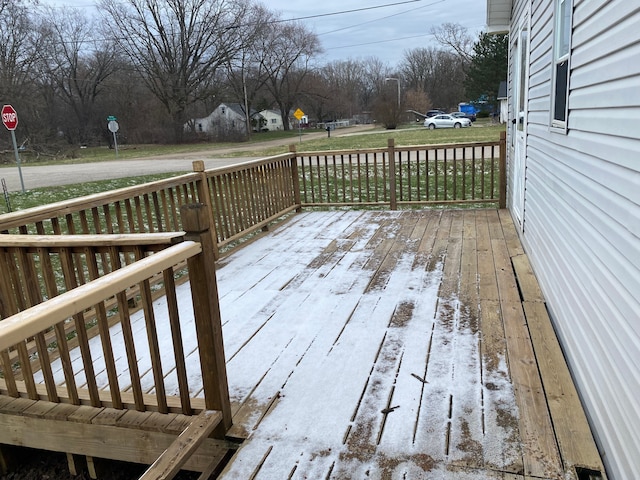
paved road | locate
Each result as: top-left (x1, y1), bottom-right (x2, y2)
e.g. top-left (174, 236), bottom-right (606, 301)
top-left (1, 125), bottom-right (375, 193)
top-left (0, 157), bottom-right (260, 193)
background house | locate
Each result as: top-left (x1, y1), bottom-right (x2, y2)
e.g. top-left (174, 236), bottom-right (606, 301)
top-left (487, 1), bottom-right (639, 479)
top-left (258, 109), bottom-right (284, 131)
top-left (187, 103), bottom-right (255, 139)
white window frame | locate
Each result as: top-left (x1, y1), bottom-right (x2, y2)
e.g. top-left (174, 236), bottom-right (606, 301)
top-left (551, 0), bottom-right (572, 131)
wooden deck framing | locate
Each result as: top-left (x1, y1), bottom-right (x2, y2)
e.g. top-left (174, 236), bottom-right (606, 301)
top-left (212, 209), bottom-right (605, 479)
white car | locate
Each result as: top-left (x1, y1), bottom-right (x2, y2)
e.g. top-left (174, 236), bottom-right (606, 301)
top-left (424, 114), bottom-right (472, 129)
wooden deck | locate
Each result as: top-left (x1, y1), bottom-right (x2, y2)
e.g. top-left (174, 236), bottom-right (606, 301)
top-left (1, 208), bottom-right (606, 479)
top-left (212, 209), bottom-right (605, 479)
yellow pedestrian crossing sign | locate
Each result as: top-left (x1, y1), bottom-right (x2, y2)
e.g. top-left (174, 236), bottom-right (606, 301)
top-left (294, 108), bottom-right (305, 120)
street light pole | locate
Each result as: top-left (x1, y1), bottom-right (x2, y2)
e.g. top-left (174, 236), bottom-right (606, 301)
top-left (385, 77), bottom-right (401, 108)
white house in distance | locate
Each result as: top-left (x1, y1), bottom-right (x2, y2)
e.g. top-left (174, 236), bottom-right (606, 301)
top-left (487, 1), bottom-right (639, 479)
top-left (258, 109), bottom-right (284, 131)
top-left (258, 109), bottom-right (310, 131)
top-left (187, 102), bottom-right (253, 138)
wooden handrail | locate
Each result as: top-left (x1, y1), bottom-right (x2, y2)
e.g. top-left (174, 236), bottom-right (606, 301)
top-left (0, 241), bottom-right (200, 351)
top-left (0, 174), bottom-right (200, 231)
top-left (0, 232), bottom-right (185, 248)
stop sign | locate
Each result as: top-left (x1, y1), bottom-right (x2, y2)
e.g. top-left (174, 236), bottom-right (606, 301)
top-left (2, 105), bottom-right (18, 131)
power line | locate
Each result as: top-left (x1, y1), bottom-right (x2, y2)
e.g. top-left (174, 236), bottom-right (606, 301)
top-left (318, 0), bottom-right (446, 36)
top-left (325, 32), bottom-right (435, 51)
top-left (268, 0), bottom-right (427, 24)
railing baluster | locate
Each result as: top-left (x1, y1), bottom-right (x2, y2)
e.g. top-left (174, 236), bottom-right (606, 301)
top-left (109, 246), bottom-right (145, 411)
top-left (0, 350), bottom-right (18, 397)
top-left (86, 246), bottom-right (123, 409)
top-left (415, 150), bottom-right (420, 202)
top-left (39, 246), bottom-right (71, 404)
top-left (426, 148), bottom-right (430, 201)
top-left (163, 267), bottom-right (192, 415)
top-left (60, 247), bottom-right (101, 407)
top-left (134, 245), bottom-right (167, 414)
top-left (388, 140), bottom-right (397, 210)
top-left (472, 145), bottom-right (477, 200)
top-left (357, 154), bottom-right (362, 203)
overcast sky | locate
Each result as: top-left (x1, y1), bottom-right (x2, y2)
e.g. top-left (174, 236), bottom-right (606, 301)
top-left (40, 0), bottom-right (488, 67)
top-left (265, 0), bottom-right (488, 65)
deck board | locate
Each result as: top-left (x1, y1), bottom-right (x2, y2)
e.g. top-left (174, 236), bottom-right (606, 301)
top-left (24, 209), bottom-right (604, 479)
top-left (216, 209), bottom-right (560, 479)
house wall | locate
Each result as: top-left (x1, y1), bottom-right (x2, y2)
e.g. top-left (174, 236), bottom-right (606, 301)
top-left (259, 110), bottom-right (284, 131)
top-left (189, 103), bottom-right (248, 138)
top-left (506, 1), bottom-right (640, 479)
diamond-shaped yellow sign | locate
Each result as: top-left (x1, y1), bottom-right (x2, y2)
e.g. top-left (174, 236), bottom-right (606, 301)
top-left (293, 108), bottom-right (305, 120)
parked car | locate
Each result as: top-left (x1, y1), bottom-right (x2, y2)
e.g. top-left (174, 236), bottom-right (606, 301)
top-left (425, 109), bottom-right (445, 117)
top-left (424, 114), bottom-right (472, 129)
top-left (451, 111), bottom-right (477, 122)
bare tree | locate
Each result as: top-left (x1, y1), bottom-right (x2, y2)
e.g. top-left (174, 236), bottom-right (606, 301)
top-left (0, 0), bottom-right (41, 102)
top-left (99, 0), bottom-right (250, 142)
top-left (222, 3), bottom-right (275, 137)
top-left (430, 22), bottom-right (475, 62)
top-left (404, 88), bottom-right (430, 116)
top-left (400, 47), bottom-right (465, 111)
top-left (373, 79), bottom-right (403, 129)
top-left (360, 56), bottom-right (392, 114)
top-left (258, 20), bottom-right (322, 130)
top-left (320, 60), bottom-right (368, 120)
top-left (0, 0), bottom-right (48, 146)
top-left (39, 7), bottom-right (118, 144)
top-left (400, 47), bottom-right (438, 93)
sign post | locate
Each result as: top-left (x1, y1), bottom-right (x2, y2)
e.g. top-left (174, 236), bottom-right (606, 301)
top-left (107, 115), bottom-right (119, 158)
top-left (1, 104), bottom-right (25, 193)
top-left (293, 108), bottom-right (305, 143)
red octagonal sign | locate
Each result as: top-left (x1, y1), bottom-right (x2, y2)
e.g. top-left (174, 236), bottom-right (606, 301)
top-left (2, 104), bottom-right (18, 131)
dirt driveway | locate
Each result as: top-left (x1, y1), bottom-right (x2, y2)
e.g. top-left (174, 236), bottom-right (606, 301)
top-left (0, 125), bottom-right (374, 193)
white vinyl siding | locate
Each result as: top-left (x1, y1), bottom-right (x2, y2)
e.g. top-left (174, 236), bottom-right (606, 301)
top-left (506, 0), bottom-right (640, 479)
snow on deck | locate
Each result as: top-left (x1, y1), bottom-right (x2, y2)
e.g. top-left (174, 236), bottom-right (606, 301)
top-left (41, 209), bottom-right (554, 478)
top-left (215, 210), bottom-right (527, 479)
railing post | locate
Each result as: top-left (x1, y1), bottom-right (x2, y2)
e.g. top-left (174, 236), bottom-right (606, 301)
top-left (180, 203), bottom-right (232, 433)
top-left (289, 144), bottom-right (302, 212)
top-left (192, 161), bottom-right (220, 260)
top-left (499, 131), bottom-right (507, 209)
top-left (388, 138), bottom-right (397, 210)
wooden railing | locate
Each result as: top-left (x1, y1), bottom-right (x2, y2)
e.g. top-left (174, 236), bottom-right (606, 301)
top-left (203, 154), bottom-right (301, 253)
top-left (0, 135), bottom-right (506, 261)
top-left (0, 204), bottom-right (230, 427)
top-left (0, 173), bottom-right (201, 236)
top-left (295, 133), bottom-right (506, 208)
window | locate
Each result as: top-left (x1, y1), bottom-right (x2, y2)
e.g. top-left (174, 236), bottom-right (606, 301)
top-left (552, 0), bottom-right (572, 128)
top-left (271, 118), bottom-right (277, 124)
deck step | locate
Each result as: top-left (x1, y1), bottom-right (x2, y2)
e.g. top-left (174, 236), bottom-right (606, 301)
top-left (140, 410), bottom-right (222, 480)
top-left (0, 397), bottom-right (236, 476)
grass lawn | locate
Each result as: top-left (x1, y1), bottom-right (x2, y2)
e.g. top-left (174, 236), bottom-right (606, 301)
top-left (227, 122), bottom-right (505, 157)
